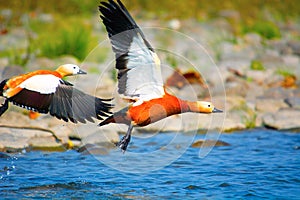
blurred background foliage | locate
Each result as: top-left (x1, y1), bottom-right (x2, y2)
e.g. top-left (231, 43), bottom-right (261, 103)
top-left (1, 0), bottom-right (299, 19)
top-left (0, 0), bottom-right (299, 64)
top-left (1, 0), bottom-right (298, 21)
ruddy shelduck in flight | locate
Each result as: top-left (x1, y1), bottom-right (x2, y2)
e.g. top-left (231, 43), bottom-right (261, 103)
top-left (0, 64), bottom-right (113, 123)
top-left (99, 0), bottom-right (222, 152)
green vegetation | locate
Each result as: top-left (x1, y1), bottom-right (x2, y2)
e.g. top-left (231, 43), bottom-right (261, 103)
top-left (1, 0), bottom-right (299, 22)
top-left (166, 54), bottom-right (178, 69)
top-left (0, 0), bottom-right (299, 63)
top-left (250, 60), bottom-right (265, 71)
top-left (208, 32), bottom-right (237, 62)
top-left (39, 26), bottom-right (91, 61)
top-left (243, 21), bottom-right (281, 39)
top-left (0, 33), bottom-right (33, 67)
top-left (2, 47), bottom-right (29, 67)
top-left (230, 101), bottom-right (257, 129)
top-left (0, 0), bottom-right (98, 16)
top-left (111, 68), bottom-right (117, 82)
top-left (123, 0), bottom-right (300, 22)
top-left (243, 113), bottom-right (257, 129)
top-left (276, 68), bottom-right (295, 77)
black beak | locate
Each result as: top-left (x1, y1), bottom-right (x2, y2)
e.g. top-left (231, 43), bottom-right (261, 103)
top-left (212, 108), bottom-right (223, 113)
top-left (78, 69), bottom-right (87, 74)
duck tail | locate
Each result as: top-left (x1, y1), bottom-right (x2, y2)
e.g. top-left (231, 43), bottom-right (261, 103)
top-left (98, 114), bottom-right (116, 126)
top-left (98, 107), bottom-right (131, 126)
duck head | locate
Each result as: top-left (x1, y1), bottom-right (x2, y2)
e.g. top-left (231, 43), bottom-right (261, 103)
top-left (56, 64), bottom-right (87, 77)
top-left (195, 101), bottom-right (223, 113)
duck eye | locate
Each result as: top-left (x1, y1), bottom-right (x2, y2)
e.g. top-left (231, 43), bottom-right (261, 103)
top-left (73, 66), bottom-right (76, 69)
top-left (208, 105), bottom-right (211, 107)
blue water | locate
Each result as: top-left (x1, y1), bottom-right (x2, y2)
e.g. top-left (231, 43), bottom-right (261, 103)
top-left (1, 129), bottom-right (300, 199)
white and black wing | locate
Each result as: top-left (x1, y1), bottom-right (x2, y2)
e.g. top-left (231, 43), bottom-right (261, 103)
top-left (6, 79), bottom-right (112, 123)
top-left (99, 0), bottom-right (165, 104)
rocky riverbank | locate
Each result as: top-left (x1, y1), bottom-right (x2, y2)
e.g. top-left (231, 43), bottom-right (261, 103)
top-left (0, 13), bottom-right (300, 153)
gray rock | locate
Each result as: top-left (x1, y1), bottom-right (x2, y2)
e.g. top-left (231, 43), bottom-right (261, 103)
top-left (81, 130), bottom-right (119, 146)
top-left (284, 97), bottom-right (300, 109)
top-left (0, 111), bottom-right (76, 152)
top-left (0, 126), bottom-right (63, 152)
top-left (219, 42), bottom-right (256, 62)
top-left (26, 57), bottom-right (56, 71)
top-left (282, 55), bottom-right (299, 68)
top-left (255, 98), bottom-right (288, 113)
top-left (210, 19), bottom-right (232, 33)
top-left (0, 66), bottom-right (25, 80)
top-left (75, 123), bottom-right (119, 146)
top-left (0, 28), bottom-right (28, 51)
top-left (268, 40), bottom-right (292, 55)
top-left (293, 89), bottom-right (300, 97)
top-left (259, 50), bottom-right (284, 68)
top-left (192, 139), bottom-right (230, 148)
top-left (246, 69), bottom-right (273, 84)
top-left (224, 96), bottom-right (257, 130)
top-left (262, 87), bottom-right (296, 99)
top-left (0, 128), bottom-right (30, 151)
top-left (217, 59), bottom-right (251, 73)
top-left (263, 108), bottom-right (300, 130)
top-left (219, 118), bottom-right (246, 132)
top-left (255, 112), bottom-right (264, 127)
top-left (28, 136), bottom-right (65, 151)
top-left (244, 33), bottom-right (262, 46)
top-left (225, 95), bottom-right (247, 111)
top-left (245, 82), bottom-right (265, 101)
top-left (287, 41), bottom-right (300, 56)
top-left (78, 143), bottom-right (110, 155)
top-left (225, 78), bottom-right (251, 97)
top-left (0, 58), bottom-right (9, 67)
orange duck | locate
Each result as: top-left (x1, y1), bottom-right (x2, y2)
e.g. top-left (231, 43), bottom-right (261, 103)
top-left (99, 0), bottom-right (222, 151)
top-left (0, 64), bottom-right (113, 123)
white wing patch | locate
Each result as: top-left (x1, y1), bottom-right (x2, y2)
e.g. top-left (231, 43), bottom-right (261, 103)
top-left (20, 74), bottom-right (61, 94)
top-left (121, 33), bottom-right (165, 105)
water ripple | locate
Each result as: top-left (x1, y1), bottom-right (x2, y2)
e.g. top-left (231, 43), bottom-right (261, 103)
top-left (0, 130), bottom-right (299, 199)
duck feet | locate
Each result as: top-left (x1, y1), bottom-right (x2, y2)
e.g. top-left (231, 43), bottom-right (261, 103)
top-left (117, 133), bottom-right (131, 152)
top-left (116, 123), bottom-right (133, 153)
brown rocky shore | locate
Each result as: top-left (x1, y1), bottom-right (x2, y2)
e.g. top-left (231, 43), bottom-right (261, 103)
top-left (0, 16), bottom-right (300, 153)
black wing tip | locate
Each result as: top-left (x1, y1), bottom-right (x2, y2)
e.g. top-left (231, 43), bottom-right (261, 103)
top-left (0, 79), bottom-right (8, 96)
top-left (99, 0), bottom-right (139, 35)
top-left (0, 98), bottom-right (9, 116)
top-left (95, 97), bottom-right (114, 113)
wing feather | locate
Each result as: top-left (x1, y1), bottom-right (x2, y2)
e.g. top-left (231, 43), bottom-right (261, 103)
top-left (99, 0), bottom-right (164, 104)
top-left (7, 80), bottom-right (112, 123)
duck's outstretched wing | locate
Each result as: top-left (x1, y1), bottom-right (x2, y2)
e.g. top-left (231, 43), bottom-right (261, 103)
top-left (2, 76), bottom-right (113, 123)
top-left (99, 0), bottom-right (164, 104)
top-left (48, 81), bottom-right (113, 123)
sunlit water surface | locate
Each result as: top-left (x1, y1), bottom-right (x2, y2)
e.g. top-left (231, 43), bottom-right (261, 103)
top-left (1, 129), bottom-right (299, 199)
